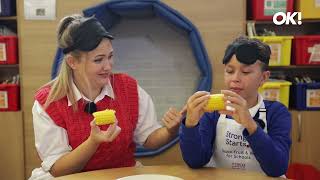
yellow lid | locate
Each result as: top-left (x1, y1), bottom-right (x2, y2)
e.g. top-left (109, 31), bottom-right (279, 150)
top-left (261, 81), bottom-right (292, 89)
top-left (253, 36), bottom-right (294, 42)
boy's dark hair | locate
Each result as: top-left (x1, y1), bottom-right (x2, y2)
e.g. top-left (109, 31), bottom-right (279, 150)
top-left (222, 36), bottom-right (271, 71)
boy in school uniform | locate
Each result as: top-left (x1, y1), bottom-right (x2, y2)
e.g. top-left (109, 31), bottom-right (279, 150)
top-left (179, 36), bottom-right (291, 177)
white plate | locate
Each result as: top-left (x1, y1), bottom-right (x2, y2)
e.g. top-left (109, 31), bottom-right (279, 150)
top-left (116, 174), bottom-right (184, 180)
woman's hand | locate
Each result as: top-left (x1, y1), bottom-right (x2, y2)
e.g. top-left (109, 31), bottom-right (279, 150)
top-left (88, 119), bottom-right (121, 145)
top-left (185, 91), bottom-right (210, 128)
top-left (219, 90), bottom-right (257, 134)
top-left (162, 107), bottom-right (183, 134)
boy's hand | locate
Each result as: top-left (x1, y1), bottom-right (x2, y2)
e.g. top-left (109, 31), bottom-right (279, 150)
top-left (185, 91), bottom-right (210, 128)
top-left (162, 107), bottom-right (183, 134)
top-left (219, 90), bottom-right (257, 134)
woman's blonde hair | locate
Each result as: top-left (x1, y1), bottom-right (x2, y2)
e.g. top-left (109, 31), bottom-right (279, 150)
top-left (43, 14), bottom-right (90, 111)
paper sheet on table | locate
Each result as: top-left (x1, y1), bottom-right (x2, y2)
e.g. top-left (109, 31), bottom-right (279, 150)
top-left (117, 174), bottom-right (184, 180)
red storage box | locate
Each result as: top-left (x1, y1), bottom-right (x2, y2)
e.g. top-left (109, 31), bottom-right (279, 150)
top-left (248, 0), bottom-right (294, 20)
top-left (0, 84), bottom-right (19, 111)
top-left (293, 35), bottom-right (320, 65)
top-left (0, 36), bottom-right (18, 64)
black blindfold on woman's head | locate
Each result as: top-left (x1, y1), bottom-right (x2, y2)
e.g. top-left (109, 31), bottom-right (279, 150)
top-left (222, 42), bottom-right (269, 65)
top-left (62, 17), bottom-right (114, 54)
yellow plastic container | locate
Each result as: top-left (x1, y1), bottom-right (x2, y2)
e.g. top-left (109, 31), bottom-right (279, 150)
top-left (297, 0), bottom-right (320, 19)
top-left (253, 36), bottom-right (293, 66)
top-left (258, 80), bottom-right (292, 107)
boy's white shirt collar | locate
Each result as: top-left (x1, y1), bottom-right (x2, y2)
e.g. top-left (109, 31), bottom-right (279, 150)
top-left (67, 78), bottom-right (115, 106)
top-left (248, 94), bottom-right (264, 117)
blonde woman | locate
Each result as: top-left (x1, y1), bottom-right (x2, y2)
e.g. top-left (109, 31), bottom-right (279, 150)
top-left (29, 14), bottom-right (182, 179)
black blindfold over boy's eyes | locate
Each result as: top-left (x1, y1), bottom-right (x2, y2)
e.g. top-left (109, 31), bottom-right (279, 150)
top-left (63, 17), bottom-right (114, 54)
top-left (222, 41), bottom-right (270, 65)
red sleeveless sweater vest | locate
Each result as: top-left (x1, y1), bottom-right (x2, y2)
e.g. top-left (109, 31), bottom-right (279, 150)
top-left (35, 74), bottom-right (139, 171)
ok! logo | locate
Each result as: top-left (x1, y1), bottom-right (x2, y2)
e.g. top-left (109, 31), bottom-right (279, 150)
top-left (273, 12), bottom-right (302, 25)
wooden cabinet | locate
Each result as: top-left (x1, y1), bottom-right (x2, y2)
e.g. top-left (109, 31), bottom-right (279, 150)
top-left (246, 1), bottom-right (320, 81)
top-left (290, 110), bottom-right (320, 169)
top-left (0, 1), bottom-right (20, 111)
top-left (0, 1), bottom-right (23, 179)
top-left (246, 1), bottom-right (320, 170)
top-left (0, 111), bottom-right (24, 180)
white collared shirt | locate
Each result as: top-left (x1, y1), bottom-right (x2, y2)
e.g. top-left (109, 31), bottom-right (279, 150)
top-left (29, 80), bottom-right (161, 180)
top-left (248, 94), bottom-right (264, 117)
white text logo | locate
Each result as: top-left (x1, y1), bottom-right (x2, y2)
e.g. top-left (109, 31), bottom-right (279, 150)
top-left (273, 12), bottom-right (302, 25)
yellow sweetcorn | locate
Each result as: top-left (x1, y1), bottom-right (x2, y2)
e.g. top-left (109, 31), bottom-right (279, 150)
top-left (93, 109), bottom-right (116, 125)
top-left (204, 94), bottom-right (225, 112)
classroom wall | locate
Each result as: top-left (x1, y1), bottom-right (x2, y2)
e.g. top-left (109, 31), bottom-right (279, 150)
top-left (17, 0), bottom-right (245, 178)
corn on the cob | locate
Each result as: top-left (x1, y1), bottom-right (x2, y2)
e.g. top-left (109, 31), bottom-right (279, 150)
top-left (93, 109), bottom-right (116, 125)
top-left (204, 94), bottom-right (225, 112)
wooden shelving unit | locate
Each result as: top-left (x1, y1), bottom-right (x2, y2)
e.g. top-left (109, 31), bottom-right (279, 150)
top-left (0, 16), bottom-right (17, 20)
top-left (0, 64), bottom-right (19, 68)
top-left (246, 0), bottom-right (320, 170)
top-left (0, 1), bottom-right (24, 180)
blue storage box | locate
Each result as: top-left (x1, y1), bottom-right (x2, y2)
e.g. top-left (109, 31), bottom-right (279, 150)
top-left (290, 82), bottom-right (320, 110)
top-left (0, 0), bottom-right (16, 16)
